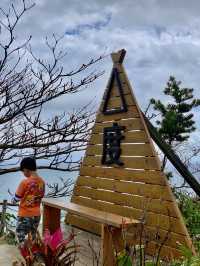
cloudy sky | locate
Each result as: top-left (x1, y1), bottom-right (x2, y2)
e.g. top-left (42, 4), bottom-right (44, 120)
top-left (1, 0), bottom-right (200, 115)
top-left (1, 0), bottom-right (200, 194)
top-left (1, 1), bottom-right (200, 102)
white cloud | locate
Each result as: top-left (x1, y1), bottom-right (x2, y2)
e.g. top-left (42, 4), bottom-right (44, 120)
top-left (1, 0), bottom-right (200, 112)
top-left (1, 0), bottom-right (200, 192)
top-left (1, 0), bottom-right (200, 145)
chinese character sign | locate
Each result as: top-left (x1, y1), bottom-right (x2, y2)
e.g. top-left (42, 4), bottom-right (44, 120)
top-left (102, 122), bottom-right (126, 166)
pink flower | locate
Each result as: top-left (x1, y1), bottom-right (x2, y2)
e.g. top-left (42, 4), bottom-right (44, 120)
top-left (43, 228), bottom-right (75, 252)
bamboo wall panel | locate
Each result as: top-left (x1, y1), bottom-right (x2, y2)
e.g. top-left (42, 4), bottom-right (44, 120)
top-left (76, 176), bottom-right (172, 201)
top-left (66, 214), bottom-right (101, 234)
top-left (83, 156), bottom-right (159, 170)
top-left (71, 194), bottom-right (184, 235)
top-left (89, 131), bottom-right (149, 144)
top-left (66, 214), bottom-right (182, 259)
top-left (96, 106), bottom-right (140, 122)
top-left (106, 84), bottom-right (130, 97)
top-left (66, 49), bottom-right (194, 259)
top-left (72, 196), bottom-right (189, 246)
top-left (71, 196), bottom-right (188, 250)
top-left (74, 184), bottom-right (176, 217)
top-left (80, 166), bottom-right (166, 185)
top-left (86, 143), bottom-right (153, 157)
top-left (93, 118), bottom-right (144, 133)
top-left (101, 94), bottom-right (135, 109)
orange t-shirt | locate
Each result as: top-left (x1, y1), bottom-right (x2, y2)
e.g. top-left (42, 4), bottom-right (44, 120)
top-left (16, 176), bottom-right (45, 217)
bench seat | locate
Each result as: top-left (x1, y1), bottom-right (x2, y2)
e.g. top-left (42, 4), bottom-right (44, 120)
top-left (42, 198), bottom-right (140, 266)
top-left (42, 198), bottom-right (140, 229)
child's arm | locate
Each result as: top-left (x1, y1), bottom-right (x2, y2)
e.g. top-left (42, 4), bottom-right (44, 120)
top-left (11, 194), bottom-right (21, 204)
top-left (11, 180), bottom-right (26, 204)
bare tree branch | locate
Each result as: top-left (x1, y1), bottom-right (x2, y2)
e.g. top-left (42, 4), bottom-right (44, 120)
top-left (0, 0), bottom-right (104, 197)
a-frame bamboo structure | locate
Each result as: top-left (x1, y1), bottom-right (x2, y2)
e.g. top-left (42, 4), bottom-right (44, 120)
top-left (66, 49), bottom-right (195, 260)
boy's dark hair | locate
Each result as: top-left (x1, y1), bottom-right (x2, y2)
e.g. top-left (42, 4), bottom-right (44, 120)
top-left (20, 157), bottom-right (37, 171)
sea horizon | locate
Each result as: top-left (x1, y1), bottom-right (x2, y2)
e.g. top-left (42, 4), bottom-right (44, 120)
top-left (0, 169), bottom-right (78, 202)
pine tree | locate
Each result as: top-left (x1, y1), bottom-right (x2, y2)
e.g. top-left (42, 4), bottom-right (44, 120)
top-left (150, 76), bottom-right (200, 170)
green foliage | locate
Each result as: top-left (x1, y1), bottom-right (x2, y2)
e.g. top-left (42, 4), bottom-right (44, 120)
top-left (175, 191), bottom-right (200, 238)
top-left (4, 230), bottom-right (16, 245)
top-left (132, 244), bottom-right (200, 266)
top-left (0, 211), bottom-right (17, 244)
top-left (165, 171), bottom-right (173, 180)
top-left (117, 250), bottom-right (132, 266)
top-left (150, 76), bottom-right (200, 145)
top-left (0, 211), bottom-right (16, 226)
top-left (170, 245), bottom-right (200, 266)
top-left (4, 212), bottom-right (17, 226)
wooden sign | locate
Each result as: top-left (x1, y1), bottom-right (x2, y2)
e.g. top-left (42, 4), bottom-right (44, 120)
top-left (66, 49), bottom-right (195, 260)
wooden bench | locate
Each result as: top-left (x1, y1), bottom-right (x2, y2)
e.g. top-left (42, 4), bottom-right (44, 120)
top-left (42, 198), bottom-right (140, 265)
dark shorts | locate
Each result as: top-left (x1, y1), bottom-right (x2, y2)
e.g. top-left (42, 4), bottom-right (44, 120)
top-left (16, 216), bottom-right (40, 243)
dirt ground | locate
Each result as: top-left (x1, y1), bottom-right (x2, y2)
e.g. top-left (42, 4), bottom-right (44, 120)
top-left (0, 225), bottom-right (101, 266)
top-left (0, 238), bottom-right (22, 265)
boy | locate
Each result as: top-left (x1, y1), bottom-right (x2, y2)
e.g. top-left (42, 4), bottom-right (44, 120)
top-left (12, 157), bottom-right (45, 246)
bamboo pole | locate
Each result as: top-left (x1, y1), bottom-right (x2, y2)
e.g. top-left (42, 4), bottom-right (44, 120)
top-left (142, 113), bottom-right (200, 197)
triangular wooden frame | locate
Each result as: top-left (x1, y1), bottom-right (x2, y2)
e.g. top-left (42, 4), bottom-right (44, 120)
top-left (66, 49), bottom-right (195, 260)
top-left (102, 68), bottom-right (128, 115)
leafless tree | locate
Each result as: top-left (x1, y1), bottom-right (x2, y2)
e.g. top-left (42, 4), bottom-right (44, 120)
top-left (0, 0), bottom-right (104, 197)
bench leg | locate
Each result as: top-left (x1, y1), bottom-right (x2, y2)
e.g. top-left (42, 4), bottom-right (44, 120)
top-left (111, 227), bottom-right (125, 253)
top-left (101, 225), bottom-right (125, 266)
top-left (101, 224), bottom-right (116, 266)
top-left (43, 205), bottom-right (61, 234)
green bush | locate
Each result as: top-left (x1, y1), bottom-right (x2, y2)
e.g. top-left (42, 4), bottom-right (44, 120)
top-left (176, 191), bottom-right (200, 236)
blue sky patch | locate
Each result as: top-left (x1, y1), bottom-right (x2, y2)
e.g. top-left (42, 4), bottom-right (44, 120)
top-left (65, 13), bottom-right (111, 36)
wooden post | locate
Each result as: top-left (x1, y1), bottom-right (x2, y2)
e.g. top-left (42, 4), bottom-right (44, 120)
top-left (42, 204), bottom-right (61, 234)
top-left (101, 224), bottom-right (116, 266)
top-left (111, 227), bottom-right (125, 253)
top-left (0, 200), bottom-right (7, 235)
top-left (101, 224), bottom-right (125, 266)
